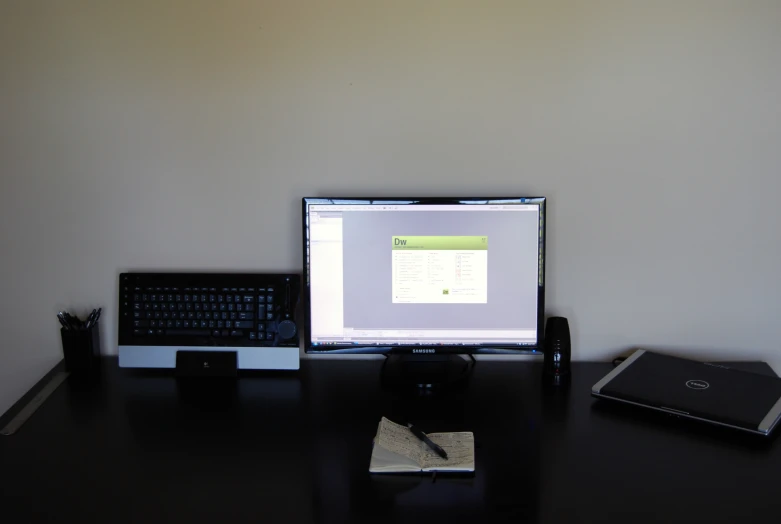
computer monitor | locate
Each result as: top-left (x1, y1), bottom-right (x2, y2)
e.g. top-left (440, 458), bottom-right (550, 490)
top-left (302, 197), bottom-right (546, 360)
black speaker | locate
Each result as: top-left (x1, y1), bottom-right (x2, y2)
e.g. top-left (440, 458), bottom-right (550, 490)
top-left (543, 317), bottom-right (571, 385)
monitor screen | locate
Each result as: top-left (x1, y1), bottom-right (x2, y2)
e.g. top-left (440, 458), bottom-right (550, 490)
top-left (302, 197), bottom-right (546, 354)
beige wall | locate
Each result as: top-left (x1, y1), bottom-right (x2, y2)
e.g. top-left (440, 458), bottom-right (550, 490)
top-left (1, 0), bottom-right (780, 415)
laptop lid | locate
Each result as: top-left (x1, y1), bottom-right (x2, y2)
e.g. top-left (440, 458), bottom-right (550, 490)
top-left (592, 350), bottom-right (781, 435)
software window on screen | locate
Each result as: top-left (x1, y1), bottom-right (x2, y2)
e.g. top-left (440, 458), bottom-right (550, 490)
top-left (308, 205), bottom-right (540, 346)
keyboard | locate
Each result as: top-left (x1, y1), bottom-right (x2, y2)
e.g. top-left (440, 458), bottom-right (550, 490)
top-left (118, 273), bottom-right (300, 369)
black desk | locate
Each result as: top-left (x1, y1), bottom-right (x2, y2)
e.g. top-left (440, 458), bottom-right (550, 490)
top-left (1, 358), bottom-right (780, 523)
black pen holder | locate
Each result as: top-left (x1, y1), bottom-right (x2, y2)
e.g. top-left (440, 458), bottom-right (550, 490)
top-left (61, 325), bottom-right (101, 375)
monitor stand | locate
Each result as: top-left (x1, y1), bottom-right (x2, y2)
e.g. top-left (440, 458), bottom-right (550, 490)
top-left (380, 354), bottom-right (473, 394)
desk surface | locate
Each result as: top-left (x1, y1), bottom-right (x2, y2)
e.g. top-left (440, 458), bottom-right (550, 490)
top-left (1, 358), bottom-right (780, 523)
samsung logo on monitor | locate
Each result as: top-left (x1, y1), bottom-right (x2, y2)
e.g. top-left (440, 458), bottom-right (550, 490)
top-left (412, 349), bottom-right (435, 354)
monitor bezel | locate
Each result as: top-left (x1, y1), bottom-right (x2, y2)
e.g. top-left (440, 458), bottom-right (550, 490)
top-left (302, 196), bottom-right (546, 355)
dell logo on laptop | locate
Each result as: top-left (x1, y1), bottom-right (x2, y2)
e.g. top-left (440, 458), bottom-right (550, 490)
top-left (686, 380), bottom-right (709, 390)
top-left (412, 349), bottom-right (435, 354)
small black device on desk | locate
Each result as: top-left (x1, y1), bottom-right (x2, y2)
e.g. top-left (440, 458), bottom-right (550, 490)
top-left (118, 273), bottom-right (301, 370)
top-left (543, 316), bottom-right (571, 385)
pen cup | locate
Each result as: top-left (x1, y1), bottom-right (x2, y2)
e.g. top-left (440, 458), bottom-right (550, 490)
top-left (61, 324), bottom-right (101, 376)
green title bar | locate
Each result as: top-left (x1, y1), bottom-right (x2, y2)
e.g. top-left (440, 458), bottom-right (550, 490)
top-left (391, 235), bottom-right (488, 250)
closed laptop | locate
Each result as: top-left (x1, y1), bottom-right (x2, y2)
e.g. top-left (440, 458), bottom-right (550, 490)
top-left (592, 349), bottom-right (781, 436)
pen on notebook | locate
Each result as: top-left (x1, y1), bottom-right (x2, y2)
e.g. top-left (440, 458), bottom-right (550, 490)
top-left (407, 423), bottom-right (448, 460)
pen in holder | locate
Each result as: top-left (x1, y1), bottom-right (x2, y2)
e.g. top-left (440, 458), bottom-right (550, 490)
top-left (60, 322), bottom-right (101, 376)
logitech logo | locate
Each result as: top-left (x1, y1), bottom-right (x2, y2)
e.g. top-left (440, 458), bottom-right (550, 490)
top-left (686, 380), bottom-right (709, 390)
top-left (412, 349), bottom-right (435, 354)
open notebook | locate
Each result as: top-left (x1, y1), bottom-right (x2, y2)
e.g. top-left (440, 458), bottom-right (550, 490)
top-left (369, 417), bottom-right (475, 474)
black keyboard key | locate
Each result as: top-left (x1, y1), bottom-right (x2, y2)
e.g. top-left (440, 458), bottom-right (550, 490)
top-left (217, 321), bottom-right (224, 328)
top-left (163, 312), bottom-right (171, 319)
top-left (234, 320), bottom-right (253, 329)
top-left (230, 312), bottom-right (237, 320)
top-left (222, 330), bottom-right (230, 337)
top-left (243, 295), bottom-right (254, 303)
top-left (200, 320), bottom-right (208, 328)
top-left (238, 312), bottom-right (253, 320)
top-left (133, 320), bottom-right (149, 328)
top-left (267, 295), bottom-right (273, 303)
top-left (146, 312), bottom-right (154, 319)
top-left (144, 303), bottom-right (151, 310)
top-left (236, 303), bottom-right (244, 312)
top-left (156, 329), bottom-right (164, 335)
top-left (218, 295), bottom-right (224, 303)
top-left (133, 329), bottom-right (145, 336)
top-left (204, 312), bottom-right (212, 320)
top-left (257, 322), bottom-right (265, 331)
top-left (221, 312), bottom-right (228, 320)
top-left (245, 304), bottom-right (254, 312)
top-left (266, 333), bottom-right (274, 340)
top-left (166, 320), bottom-right (174, 328)
top-left (226, 295), bottom-right (233, 303)
top-left (133, 311), bottom-right (141, 318)
top-left (257, 296), bottom-right (265, 304)
top-left (267, 286), bottom-right (274, 292)
top-left (133, 303), bottom-right (141, 311)
top-left (211, 304), bottom-right (218, 311)
top-left (266, 304), bottom-right (273, 312)
top-left (150, 320), bottom-right (157, 328)
top-left (194, 302), bottom-right (201, 311)
top-left (147, 329), bottom-right (154, 335)
top-left (225, 321), bottom-right (233, 329)
top-left (266, 313), bottom-right (274, 320)
top-left (168, 329), bottom-right (209, 336)
top-left (212, 330), bottom-right (221, 337)
top-left (219, 304), bottom-right (227, 311)
top-left (183, 320), bottom-right (191, 328)
top-left (249, 332), bottom-right (257, 340)
top-left (228, 303), bottom-right (235, 312)
top-left (230, 330), bottom-right (243, 337)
